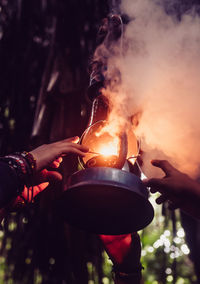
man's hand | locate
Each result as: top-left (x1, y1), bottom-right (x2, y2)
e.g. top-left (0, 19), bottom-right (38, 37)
top-left (144, 160), bottom-right (200, 218)
top-left (30, 136), bottom-right (89, 172)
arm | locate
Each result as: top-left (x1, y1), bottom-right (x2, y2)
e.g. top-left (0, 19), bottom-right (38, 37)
top-left (0, 136), bottom-right (89, 209)
top-left (144, 160), bottom-right (200, 219)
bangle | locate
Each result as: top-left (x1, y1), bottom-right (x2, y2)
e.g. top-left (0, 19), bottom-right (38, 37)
top-left (16, 151), bottom-right (36, 175)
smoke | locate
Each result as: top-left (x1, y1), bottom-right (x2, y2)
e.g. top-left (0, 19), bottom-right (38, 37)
top-left (103, 0), bottom-right (200, 177)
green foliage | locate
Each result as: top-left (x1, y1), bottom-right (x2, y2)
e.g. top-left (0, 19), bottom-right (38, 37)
top-left (140, 196), bottom-right (196, 283)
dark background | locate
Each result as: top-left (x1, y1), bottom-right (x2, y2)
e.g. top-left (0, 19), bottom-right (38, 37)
top-left (0, 1), bottom-right (110, 283)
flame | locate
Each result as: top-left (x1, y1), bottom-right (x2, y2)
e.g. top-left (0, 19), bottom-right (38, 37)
top-left (94, 123), bottom-right (120, 157)
top-left (80, 119), bottom-right (138, 167)
top-left (97, 137), bottom-right (119, 156)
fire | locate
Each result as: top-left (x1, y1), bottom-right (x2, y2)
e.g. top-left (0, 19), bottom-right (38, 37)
top-left (97, 137), bottom-right (119, 157)
top-left (80, 119), bottom-right (138, 168)
top-left (95, 125), bottom-right (120, 157)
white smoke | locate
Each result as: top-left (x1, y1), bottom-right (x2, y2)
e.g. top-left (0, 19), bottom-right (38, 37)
top-left (104, 0), bottom-right (200, 178)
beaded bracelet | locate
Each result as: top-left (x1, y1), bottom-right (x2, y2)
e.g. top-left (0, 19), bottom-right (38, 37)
top-left (19, 151), bottom-right (36, 174)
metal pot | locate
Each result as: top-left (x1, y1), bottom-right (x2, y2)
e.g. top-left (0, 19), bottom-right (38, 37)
top-left (57, 167), bottom-right (154, 235)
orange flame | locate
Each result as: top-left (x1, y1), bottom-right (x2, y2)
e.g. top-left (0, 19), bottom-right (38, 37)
top-left (95, 123), bottom-right (120, 157)
top-left (96, 136), bottom-right (119, 157)
top-left (80, 119), bottom-right (138, 167)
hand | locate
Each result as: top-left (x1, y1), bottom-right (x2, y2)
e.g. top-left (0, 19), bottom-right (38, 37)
top-left (144, 160), bottom-right (200, 218)
top-left (30, 136), bottom-right (89, 172)
top-left (100, 233), bottom-right (141, 272)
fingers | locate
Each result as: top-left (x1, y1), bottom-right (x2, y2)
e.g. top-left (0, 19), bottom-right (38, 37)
top-left (31, 136), bottom-right (89, 172)
top-left (51, 139), bottom-right (89, 158)
top-left (49, 157), bottom-right (63, 168)
top-left (151, 160), bottom-right (176, 177)
top-left (66, 147), bottom-right (89, 157)
top-left (59, 142), bottom-right (89, 157)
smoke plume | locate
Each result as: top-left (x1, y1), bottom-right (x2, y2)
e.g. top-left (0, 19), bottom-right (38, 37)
top-left (102, 0), bottom-right (200, 178)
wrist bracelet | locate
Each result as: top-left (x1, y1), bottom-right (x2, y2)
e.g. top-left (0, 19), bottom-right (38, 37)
top-left (16, 151), bottom-right (36, 175)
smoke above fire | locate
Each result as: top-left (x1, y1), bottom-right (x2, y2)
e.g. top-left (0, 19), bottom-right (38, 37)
top-left (97, 0), bottom-right (200, 178)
